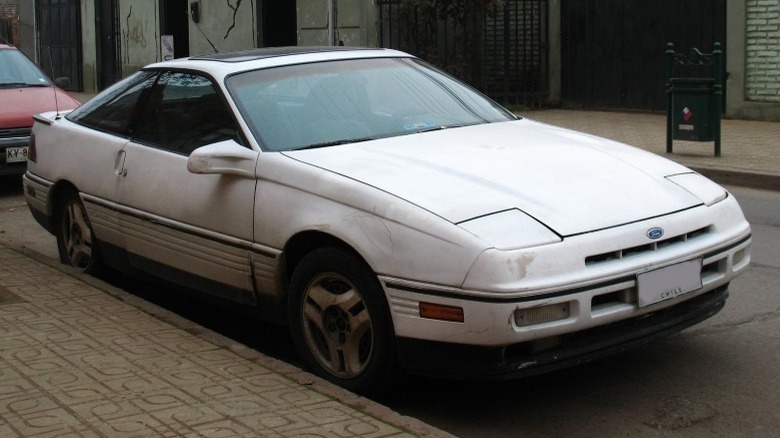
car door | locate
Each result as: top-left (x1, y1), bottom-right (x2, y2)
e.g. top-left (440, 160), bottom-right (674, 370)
top-left (116, 70), bottom-right (259, 300)
top-left (60, 71), bottom-right (158, 248)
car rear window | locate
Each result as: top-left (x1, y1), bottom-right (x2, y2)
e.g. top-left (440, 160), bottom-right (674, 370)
top-left (67, 71), bottom-right (157, 136)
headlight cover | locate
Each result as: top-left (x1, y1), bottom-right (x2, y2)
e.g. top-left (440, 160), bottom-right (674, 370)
top-left (666, 172), bottom-right (727, 206)
top-left (458, 209), bottom-right (561, 250)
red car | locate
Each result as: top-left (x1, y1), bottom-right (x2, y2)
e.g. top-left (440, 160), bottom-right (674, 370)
top-left (0, 44), bottom-right (80, 176)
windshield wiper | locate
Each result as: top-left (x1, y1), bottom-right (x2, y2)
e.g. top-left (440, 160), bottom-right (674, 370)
top-left (294, 136), bottom-right (376, 150)
top-left (0, 82), bottom-right (50, 88)
top-left (417, 122), bottom-right (480, 133)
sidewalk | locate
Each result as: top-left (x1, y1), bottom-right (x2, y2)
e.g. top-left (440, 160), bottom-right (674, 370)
top-left (521, 109), bottom-right (780, 191)
top-left (0, 246), bottom-right (452, 437)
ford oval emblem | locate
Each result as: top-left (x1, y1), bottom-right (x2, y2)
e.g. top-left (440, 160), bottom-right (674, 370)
top-left (647, 227), bottom-right (664, 240)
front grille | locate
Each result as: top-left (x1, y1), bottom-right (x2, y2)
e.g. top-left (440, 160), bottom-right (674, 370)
top-left (585, 226), bottom-right (711, 266)
top-left (0, 127), bottom-right (31, 139)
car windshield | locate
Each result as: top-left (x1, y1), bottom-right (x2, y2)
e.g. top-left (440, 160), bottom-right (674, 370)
top-left (0, 49), bottom-right (52, 88)
top-left (226, 57), bottom-right (516, 151)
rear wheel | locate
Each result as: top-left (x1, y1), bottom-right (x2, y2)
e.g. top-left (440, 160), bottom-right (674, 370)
top-left (55, 189), bottom-right (102, 274)
top-left (288, 247), bottom-right (397, 395)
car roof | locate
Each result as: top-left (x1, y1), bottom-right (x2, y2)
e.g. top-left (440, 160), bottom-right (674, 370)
top-left (188, 46), bottom-right (377, 62)
top-left (143, 46), bottom-right (414, 79)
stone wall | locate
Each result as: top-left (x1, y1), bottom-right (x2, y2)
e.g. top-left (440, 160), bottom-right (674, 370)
top-left (0, 3), bottom-right (19, 47)
top-left (746, 0), bottom-right (780, 102)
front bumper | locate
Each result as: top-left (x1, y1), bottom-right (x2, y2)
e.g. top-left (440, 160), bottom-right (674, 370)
top-left (381, 194), bottom-right (751, 378)
top-left (396, 285), bottom-right (728, 379)
top-left (0, 129), bottom-right (31, 176)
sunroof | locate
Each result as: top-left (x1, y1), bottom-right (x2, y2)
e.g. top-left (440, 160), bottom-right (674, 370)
top-left (190, 46), bottom-right (378, 63)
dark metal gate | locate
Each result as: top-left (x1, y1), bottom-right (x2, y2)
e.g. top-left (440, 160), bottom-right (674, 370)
top-left (36, 0), bottom-right (82, 91)
top-left (561, 0), bottom-right (726, 111)
top-left (378, 0), bottom-right (548, 108)
top-left (483, 1), bottom-right (548, 106)
top-left (98, 0), bottom-right (122, 89)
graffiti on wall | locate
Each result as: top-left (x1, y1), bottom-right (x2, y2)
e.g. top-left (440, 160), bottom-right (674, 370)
top-left (122, 5), bottom-right (152, 65)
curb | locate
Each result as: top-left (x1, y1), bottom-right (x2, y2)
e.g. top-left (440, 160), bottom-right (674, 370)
top-left (689, 166), bottom-right (780, 192)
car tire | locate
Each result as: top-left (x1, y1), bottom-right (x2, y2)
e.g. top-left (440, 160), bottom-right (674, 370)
top-left (288, 247), bottom-right (397, 395)
top-left (55, 189), bottom-right (102, 274)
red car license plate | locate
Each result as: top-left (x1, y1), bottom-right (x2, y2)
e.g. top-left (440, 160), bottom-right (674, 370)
top-left (6, 146), bottom-right (29, 163)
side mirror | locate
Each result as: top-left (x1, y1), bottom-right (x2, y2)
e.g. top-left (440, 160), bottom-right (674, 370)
top-left (54, 77), bottom-right (71, 89)
top-left (187, 140), bottom-right (259, 179)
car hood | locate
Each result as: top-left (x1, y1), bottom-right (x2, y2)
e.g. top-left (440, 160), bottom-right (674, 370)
top-left (0, 86), bottom-right (80, 129)
top-left (283, 119), bottom-right (703, 236)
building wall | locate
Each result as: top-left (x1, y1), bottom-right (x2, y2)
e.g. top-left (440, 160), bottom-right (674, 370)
top-left (726, 0), bottom-right (780, 120)
top-left (81, 1), bottom-right (97, 92)
top-left (41, 0), bottom-right (780, 120)
top-left (187, 0), bottom-right (257, 56)
top-left (16, 0), bottom-right (33, 58)
top-left (0, 1), bottom-right (20, 47)
top-left (76, 0), bottom-right (257, 89)
top-left (745, 0), bottom-right (780, 103)
top-left (118, 0), bottom-right (256, 74)
top-left (119, 0), bottom-right (159, 77)
top-left (297, 0), bottom-right (378, 47)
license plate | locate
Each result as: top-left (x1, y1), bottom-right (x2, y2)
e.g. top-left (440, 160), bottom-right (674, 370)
top-left (637, 259), bottom-right (702, 307)
top-left (6, 146), bottom-right (29, 163)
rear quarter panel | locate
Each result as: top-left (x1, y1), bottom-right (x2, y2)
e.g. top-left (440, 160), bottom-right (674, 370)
top-left (29, 114), bottom-right (125, 204)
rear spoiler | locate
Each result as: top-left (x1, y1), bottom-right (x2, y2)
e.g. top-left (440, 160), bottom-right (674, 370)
top-left (33, 111), bottom-right (62, 126)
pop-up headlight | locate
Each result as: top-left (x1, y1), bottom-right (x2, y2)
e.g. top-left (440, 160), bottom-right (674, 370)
top-left (667, 172), bottom-right (728, 206)
top-left (458, 209), bottom-right (561, 250)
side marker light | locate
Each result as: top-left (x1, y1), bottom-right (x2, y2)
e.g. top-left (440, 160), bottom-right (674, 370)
top-left (419, 302), bottom-right (464, 323)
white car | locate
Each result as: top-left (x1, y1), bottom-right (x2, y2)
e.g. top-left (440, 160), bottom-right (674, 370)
top-left (24, 47), bottom-right (751, 394)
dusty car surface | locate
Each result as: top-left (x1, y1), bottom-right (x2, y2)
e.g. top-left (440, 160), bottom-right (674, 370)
top-left (0, 44), bottom-right (80, 177)
top-left (23, 47), bottom-right (751, 394)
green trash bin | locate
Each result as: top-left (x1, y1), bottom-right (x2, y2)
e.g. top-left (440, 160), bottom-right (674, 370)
top-left (670, 77), bottom-right (715, 142)
top-left (665, 42), bottom-right (723, 157)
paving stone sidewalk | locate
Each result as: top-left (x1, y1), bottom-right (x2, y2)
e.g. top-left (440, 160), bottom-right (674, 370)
top-left (0, 246), bottom-right (452, 437)
top-left (522, 109), bottom-right (780, 191)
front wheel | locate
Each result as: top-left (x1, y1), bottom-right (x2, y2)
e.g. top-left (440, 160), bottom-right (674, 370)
top-left (288, 247), bottom-right (397, 395)
top-left (55, 189), bottom-right (102, 274)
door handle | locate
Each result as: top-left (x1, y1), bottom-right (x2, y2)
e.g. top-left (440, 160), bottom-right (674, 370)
top-left (115, 150), bottom-right (127, 177)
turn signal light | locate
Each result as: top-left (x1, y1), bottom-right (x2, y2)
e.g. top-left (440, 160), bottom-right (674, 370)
top-left (419, 302), bottom-right (464, 322)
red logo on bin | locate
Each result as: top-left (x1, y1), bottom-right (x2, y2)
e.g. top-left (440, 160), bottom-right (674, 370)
top-left (682, 107), bottom-right (693, 122)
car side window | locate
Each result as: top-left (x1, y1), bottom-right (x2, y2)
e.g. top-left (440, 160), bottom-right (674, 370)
top-left (133, 71), bottom-right (238, 155)
top-left (68, 71), bottom-right (158, 135)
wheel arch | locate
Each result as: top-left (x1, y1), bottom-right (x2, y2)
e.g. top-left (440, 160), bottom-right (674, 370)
top-left (282, 230), bottom-right (373, 286)
top-left (48, 180), bottom-right (80, 214)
